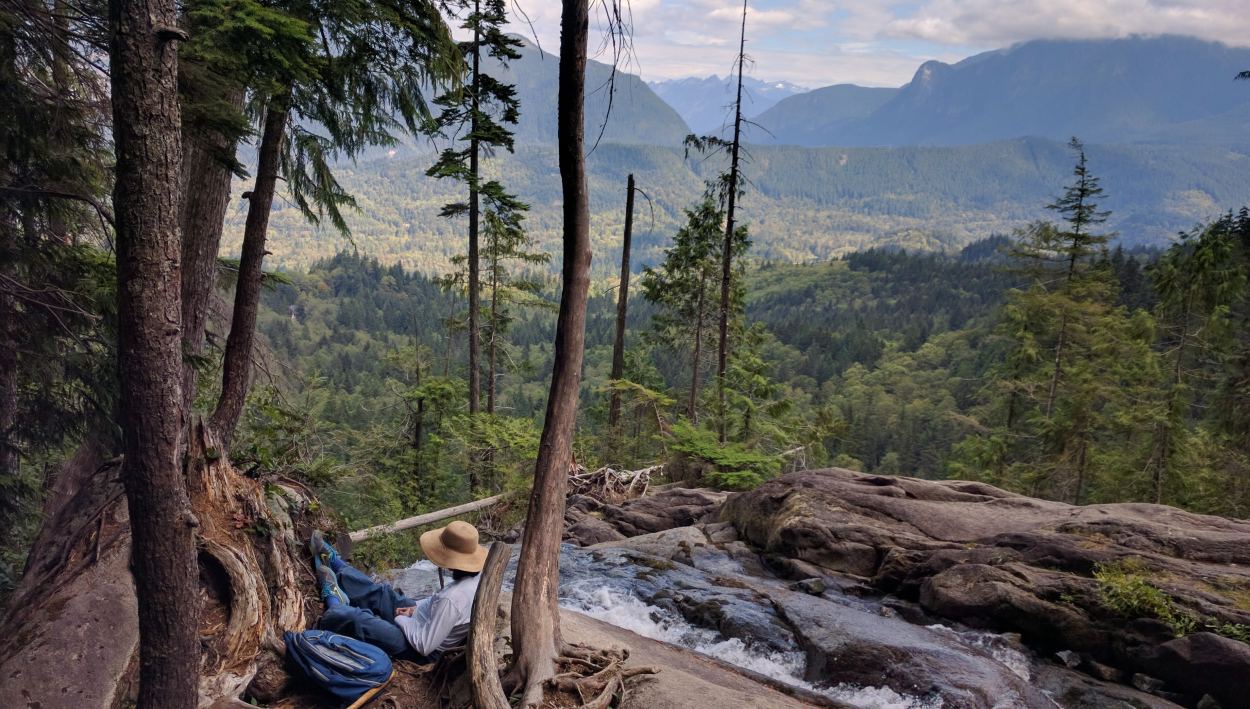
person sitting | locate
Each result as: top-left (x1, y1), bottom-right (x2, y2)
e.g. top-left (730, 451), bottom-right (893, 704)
top-left (309, 521), bottom-right (487, 662)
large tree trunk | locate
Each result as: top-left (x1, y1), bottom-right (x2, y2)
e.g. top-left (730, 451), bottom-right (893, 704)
top-left (211, 101), bottom-right (288, 446)
top-left (0, 207), bottom-right (17, 486)
top-left (0, 33), bottom-right (20, 486)
top-left (0, 423), bottom-right (325, 708)
top-left (108, 0), bottom-right (197, 705)
top-left (508, 0), bottom-right (590, 705)
top-left (607, 173), bottom-right (634, 429)
top-left (181, 87), bottom-right (245, 413)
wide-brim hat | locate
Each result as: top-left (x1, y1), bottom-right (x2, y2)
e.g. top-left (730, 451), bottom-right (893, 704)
top-left (419, 520), bottom-right (488, 573)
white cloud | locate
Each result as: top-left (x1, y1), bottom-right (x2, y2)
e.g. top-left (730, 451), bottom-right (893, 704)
top-left (503, 0), bottom-right (1250, 87)
top-left (885, 0), bottom-right (1250, 47)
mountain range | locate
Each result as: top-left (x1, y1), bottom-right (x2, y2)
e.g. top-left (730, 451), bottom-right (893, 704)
top-left (647, 75), bottom-right (806, 134)
top-left (243, 35), bottom-right (1250, 272)
top-left (753, 35), bottom-right (1250, 147)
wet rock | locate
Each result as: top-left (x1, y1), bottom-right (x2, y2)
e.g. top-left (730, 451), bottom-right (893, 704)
top-left (565, 511), bottom-right (626, 546)
top-left (722, 468), bottom-right (1250, 701)
top-left (588, 526), bottom-right (708, 564)
top-left (790, 578), bottom-right (826, 596)
top-left (1132, 674), bottom-right (1166, 694)
top-left (1197, 695), bottom-right (1225, 709)
top-left (1083, 657), bottom-right (1123, 683)
top-left (770, 587), bottom-right (1054, 708)
top-left (602, 487), bottom-right (727, 537)
top-left (702, 520), bottom-right (739, 544)
top-left (1032, 664), bottom-right (1182, 709)
top-left (1139, 632), bottom-right (1250, 708)
top-left (1056, 649), bottom-right (1081, 668)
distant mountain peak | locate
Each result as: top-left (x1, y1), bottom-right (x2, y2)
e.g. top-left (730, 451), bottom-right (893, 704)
top-left (754, 35), bottom-right (1250, 148)
top-left (648, 74), bottom-right (807, 134)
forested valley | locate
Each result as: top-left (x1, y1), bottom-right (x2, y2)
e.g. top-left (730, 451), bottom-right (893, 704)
top-left (4, 0), bottom-right (1250, 707)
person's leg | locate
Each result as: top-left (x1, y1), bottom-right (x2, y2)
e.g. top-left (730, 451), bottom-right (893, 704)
top-left (335, 563), bottom-right (416, 618)
top-left (318, 603), bottom-right (409, 657)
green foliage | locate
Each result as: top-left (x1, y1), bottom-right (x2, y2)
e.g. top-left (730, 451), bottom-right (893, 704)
top-left (229, 139), bottom-right (1250, 274)
top-left (1091, 558), bottom-right (1250, 643)
top-left (668, 420), bottom-right (781, 490)
top-left (1094, 558), bottom-right (1194, 636)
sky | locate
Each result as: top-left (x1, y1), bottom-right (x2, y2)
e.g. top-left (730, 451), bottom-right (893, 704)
top-left (503, 0), bottom-right (1250, 88)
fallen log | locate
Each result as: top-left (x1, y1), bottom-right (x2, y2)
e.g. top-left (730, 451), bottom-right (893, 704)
top-left (348, 494), bottom-right (506, 542)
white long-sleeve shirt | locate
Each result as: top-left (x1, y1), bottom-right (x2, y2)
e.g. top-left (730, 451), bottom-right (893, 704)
top-left (393, 573), bottom-right (480, 656)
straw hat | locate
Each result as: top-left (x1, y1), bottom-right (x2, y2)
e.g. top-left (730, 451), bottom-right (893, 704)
top-left (419, 520), bottom-right (488, 573)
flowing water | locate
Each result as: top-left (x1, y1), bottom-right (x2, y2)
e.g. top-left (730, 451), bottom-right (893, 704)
top-left (391, 542), bottom-right (1046, 708)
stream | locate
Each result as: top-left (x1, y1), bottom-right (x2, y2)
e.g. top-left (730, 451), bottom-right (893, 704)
top-left (388, 534), bottom-right (1059, 708)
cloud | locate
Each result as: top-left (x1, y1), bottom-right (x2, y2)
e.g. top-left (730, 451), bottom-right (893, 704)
top-left (884, 0), bottom-right (1250, 47)
top-left (504, 0), bottom-right (1250, 87)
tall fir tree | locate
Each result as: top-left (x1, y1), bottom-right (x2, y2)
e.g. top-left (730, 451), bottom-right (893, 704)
top-left (426, 0), bottom-right (525, 418)
top-left (641, 199), bottom-right (727, 422)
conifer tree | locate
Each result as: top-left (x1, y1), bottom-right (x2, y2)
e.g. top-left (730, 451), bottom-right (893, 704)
top-left (957, 139), bottom-right (1152, 503)
top-left (641, 199), bottom-right (729, 422)
top-left (210, 0), bottom-right (462, 444)
top-left (426, 0), bottom-right (525, 416)
top-left (482, 209), bottom-right (547, 414)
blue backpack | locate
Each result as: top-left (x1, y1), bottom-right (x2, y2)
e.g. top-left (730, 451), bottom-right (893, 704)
top-left (284, 630), bottom-right (394, 706)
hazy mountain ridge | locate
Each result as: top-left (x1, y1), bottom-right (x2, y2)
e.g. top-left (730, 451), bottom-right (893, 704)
top-left (231, 138), bottom-right (1250, 274)
top-left (647, 75), bottom-right (806, 134)
top-left (751, 36), bottom-right (1250, 147)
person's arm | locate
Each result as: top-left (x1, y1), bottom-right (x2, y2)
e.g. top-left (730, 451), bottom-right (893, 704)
top-left (393, 595), bottom-right (458, 656)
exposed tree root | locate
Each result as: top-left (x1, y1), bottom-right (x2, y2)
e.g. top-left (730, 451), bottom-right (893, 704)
top-left (542, 645), bottom-right (659, 708)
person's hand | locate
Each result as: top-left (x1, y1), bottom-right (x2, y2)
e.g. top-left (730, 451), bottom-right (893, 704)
top-left (395, 606), bottom-right (415, 618)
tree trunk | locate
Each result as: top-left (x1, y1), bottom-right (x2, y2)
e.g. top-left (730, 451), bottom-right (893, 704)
top-left (487, 250), bottom-right (498, 414)
top-left (107, 0), bottom-right (197, 705)
top-left (508, 1), bottom-right (589, 705)
top-left (210, 100), bottom-right (288, 446)
top-left (467, 4), bottom-right (482, 418)
top-left (689, 273), bottom-right (707, 422)
top-left (1044, 311), bottom-right (1068, 420)
top-left (0, 215), bottom-right (17, 486)
top-left (469, 542), bottom-right (512, 709)
top-left (608, 174), bottom-right (634, 429)
top-left (716, 0), bottom-right (748, 444)
top-left (181, 87), bottom-right (245, 413)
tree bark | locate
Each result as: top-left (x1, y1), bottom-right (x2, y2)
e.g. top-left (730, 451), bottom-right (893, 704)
top-left (608, 174), bottom-right (634, 429)
top-left (0, 34), bottom-right (17, 486)
top-left (0, 211), bottom-right (17, 486)
top-left (210, 100), bottom-right (288, 446)
top-left (467, 1), bottom-right (482, 418)
top-left (181, 87), bottom-right (245, 413)
top-left (469, 542), bottom-right (512, 709)
top-left (108, 0), bottom-right (198, 705)
top-left (716, 0), bottom-right (748, 444)
top-left (688, 271), bottom-right (707, 422)
top-left (487, 247), bottom-right (498, 414)
top-left (508, 1), bottom-right (589, 705)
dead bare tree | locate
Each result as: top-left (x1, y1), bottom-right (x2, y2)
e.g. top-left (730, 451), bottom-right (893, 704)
top-left (716, 0), bottom-right (748, 444)
top-left (607, 173), bottom-right (635, 429)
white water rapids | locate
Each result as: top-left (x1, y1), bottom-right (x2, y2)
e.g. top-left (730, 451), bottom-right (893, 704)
top-left (559, 580), bottom-right (944, 709)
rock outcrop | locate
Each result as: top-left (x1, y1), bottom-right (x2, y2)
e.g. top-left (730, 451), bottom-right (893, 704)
top-left (563, 486), bottom-right (726, 545)
top-left (722, 468), bottom-right (1250, 707)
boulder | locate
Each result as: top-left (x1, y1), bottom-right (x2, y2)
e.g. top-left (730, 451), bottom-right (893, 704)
top-left (771, 586), bottom-right (1054, 708)
top-left (722, 468), bottom-right (1250, 702)
top-left (601, 487), bottom-right (727, 537)
top-left (1139, 633), bottom-right (1250, 708)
